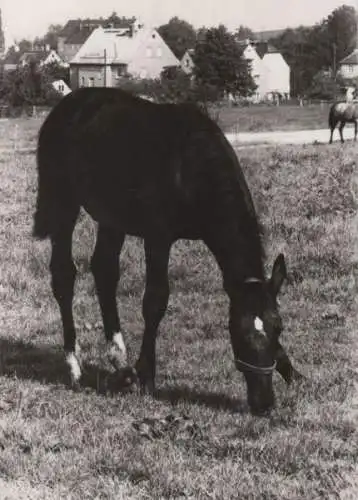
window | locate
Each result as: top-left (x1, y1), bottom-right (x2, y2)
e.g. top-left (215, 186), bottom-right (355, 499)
top-left (80, 76), bottom-right (85, 87)
top-left (115, 65), bottom-right (127, 79)
top-left (140, 69), bottom-right (147, 78)
top-left (156, 47), bottom-right (162, 57)
top-left (146, 47), bottom-right (153, 57)
top-left (88, 77), bottom-right (95, 87)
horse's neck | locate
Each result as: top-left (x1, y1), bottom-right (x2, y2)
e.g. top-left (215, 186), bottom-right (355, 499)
top-left (206, 226), bottom-right (265, 290)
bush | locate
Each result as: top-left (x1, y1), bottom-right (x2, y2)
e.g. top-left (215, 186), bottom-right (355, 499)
top-left (0, 63), bottom-right (62, 108)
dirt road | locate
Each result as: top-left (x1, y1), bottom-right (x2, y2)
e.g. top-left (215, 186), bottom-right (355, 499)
top-left (226, 127), bottom-right (356, 146)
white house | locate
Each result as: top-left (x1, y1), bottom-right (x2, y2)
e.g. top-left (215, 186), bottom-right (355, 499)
top-left (242, 42), bottom-right (290, 101)
top-left (242, 43), bottom-right (265, 101)
top-left (339, 49), bottom-right (358, 80)
top-left (52, 79), bottom-right (72, 96)
top-left (70, 22), bottom-right (180, 88)
top-left (260, 51), bottom-right (290, 99)
top-left (19, 48), bottom-right (69, 68)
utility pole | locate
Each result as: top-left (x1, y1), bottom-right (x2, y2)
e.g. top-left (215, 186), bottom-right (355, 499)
top-left (103, 49), bottom-right (107, 87)
top-left (332, 42), bottom-right (337, 80)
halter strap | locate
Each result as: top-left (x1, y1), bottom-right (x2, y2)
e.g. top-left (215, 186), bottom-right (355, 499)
top-left (235, 358), bottom-right (277, 375)
top-left (244, 277), bottom-right (264, 284)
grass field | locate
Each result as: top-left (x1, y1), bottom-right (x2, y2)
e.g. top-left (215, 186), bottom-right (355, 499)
top-left (0, 116), bottom-right (357, 499)
top-left (216, 103), bottom-right (332, 133)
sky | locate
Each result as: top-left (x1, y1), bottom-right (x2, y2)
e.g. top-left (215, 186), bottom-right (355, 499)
top-left (1, 0), bottom-right (358, 47)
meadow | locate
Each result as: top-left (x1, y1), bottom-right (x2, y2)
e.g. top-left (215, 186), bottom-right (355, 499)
top-left (216, 102), bottom-right (331, 133)
top-left (0, 116), bottom-right (356, 499)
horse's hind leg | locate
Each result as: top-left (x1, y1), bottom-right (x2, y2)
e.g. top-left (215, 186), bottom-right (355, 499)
top-left (339, 122), bottom-right (345, 143)
top-left (50, 206), bottom-right (81, 387)
top-left (135, 238), bottom-right (171, 394)
top-left (91, 225), bottom-right (127, 371)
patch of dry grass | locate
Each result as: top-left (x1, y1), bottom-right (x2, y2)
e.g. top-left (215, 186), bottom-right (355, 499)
top-left (0, 117), bottom-right (356, 498)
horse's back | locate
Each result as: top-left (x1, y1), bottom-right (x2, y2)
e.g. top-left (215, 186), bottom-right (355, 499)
top-left (330, 101), bottom-right (358, 121)
top-left (36, 87), bottom-right (247, 239)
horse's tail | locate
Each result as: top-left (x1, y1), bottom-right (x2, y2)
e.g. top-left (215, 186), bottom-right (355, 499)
top-left (328, 103), bottom-right (337, 129)
top-left (33, 113), bottom-right (73, 240)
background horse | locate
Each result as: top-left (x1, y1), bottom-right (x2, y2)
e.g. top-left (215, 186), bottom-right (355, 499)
top-left (33, 87), bottom-right (301, 416)
top-left (329, 101), bottom-right (358, 143)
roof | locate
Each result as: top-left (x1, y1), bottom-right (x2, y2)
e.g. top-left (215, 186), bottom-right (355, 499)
top-left (340, 49), bottom-right (358, 65)
top-left (3, 50), bottom-right (21, 64)
top-left (253, 26), bottom-right (313, 42)
top-left (71, 25), bottom-right (179, 67)
top-left (239, 40), bottom-right (280, 59)
top-left (20, 50), bottom-right (50, 64)
top-left (253, 29), bottom-right (287, 42)
top-left (59, 18), bottom-right (134, 45)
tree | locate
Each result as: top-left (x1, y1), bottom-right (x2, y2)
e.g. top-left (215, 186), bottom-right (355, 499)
top-left (158, 17), bottom-right (197, 58)
top-left (306, 70), bottom-right (344, 100)
top-left (324, 5), bottom-right (357, 67)
top-left (104, 11), bottom-right (136, 27)
top-left (235, 25), bottom-right (254, 41)
top-left (0, 63), bottom-right (60, 107)
top-left (193, 25), bottom-right (257, 102)
top-left (270, 5), bottom-right (357, 96)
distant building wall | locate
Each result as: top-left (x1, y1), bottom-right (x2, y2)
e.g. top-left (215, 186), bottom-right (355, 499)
top-left (340, 63), bottom-right (358, 79)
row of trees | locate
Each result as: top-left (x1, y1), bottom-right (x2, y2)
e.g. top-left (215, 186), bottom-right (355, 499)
top-left (2, 4), bottom-right (357, 106)
top-left (156, 5), bottom-right (358, 99)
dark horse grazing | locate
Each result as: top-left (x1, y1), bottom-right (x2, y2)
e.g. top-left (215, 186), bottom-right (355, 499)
top-left (329, 101), bottom-right (358, 144)
top-left (33, 87), bottom-right (301, 416)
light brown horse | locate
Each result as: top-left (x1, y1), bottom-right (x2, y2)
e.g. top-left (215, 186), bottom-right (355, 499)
top-left (329, 102), bottom-right (358, 144)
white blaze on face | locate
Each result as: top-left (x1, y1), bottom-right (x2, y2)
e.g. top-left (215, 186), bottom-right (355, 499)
top-left (108, 331), bottom-right (128, 368)
top-left (66, 352), bottom-right (82, 382)
top-left (254, 316), bottom-right (266, 336)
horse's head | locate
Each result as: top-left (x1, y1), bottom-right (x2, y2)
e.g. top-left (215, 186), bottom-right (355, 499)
top-left (228, 254), bottom-right (287, 416)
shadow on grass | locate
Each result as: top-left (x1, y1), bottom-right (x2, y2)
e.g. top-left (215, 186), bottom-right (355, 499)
top-left (0, 338), bottom-right (246, 413)
top-left (155, 386), bottom-right (246, 414)
top-left (0, 338), bottom-right (133, 395)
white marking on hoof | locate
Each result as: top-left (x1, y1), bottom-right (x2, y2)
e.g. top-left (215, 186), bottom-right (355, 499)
top-left (108, 331), bottom-right (127, 369)
top-left (254, 317), bottom-right (266, 336)
top-left (66, 352), bottom-right (82, 383)
top-left (75, 342), bottom-right (82, 366)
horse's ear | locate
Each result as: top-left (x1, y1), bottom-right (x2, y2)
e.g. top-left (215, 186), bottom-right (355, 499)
top-left (270, 254), bottom-right (287, 297)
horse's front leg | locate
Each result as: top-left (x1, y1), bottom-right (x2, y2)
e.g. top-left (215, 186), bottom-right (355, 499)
top-left (275, 341), bottom-right (303, 385)
top-left (91, 226), bottom-right (128, 371)
top-left (135, 238), bottom-right (171, 394)
top-left (354, 120), bottom-right (357, 141)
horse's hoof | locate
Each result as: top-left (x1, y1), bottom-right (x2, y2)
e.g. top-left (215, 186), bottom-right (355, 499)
top-left (117, 366), bottom-right (138, 388)
top-left (137, 377), bottom-right (155, 396)
top-left (71, 379), bottom-right (82, 392)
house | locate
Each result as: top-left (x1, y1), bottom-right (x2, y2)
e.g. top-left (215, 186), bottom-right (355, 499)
top-left (2, 49), bottom-right (21, 72)
top-left (19, 48), bottom-right (68, 68)
top-left (52, 79), bottom-right (71, 96)
top-left (70, 22), bottom-right (180, 88)
top-left (180, 49), bottom-right (195, 75)
top-left (242, 41), bottom-right (290, 101)
top-left (57, 18), bottom-right (134, 63)
top-left (338, 49), bottom-right (358, 80)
